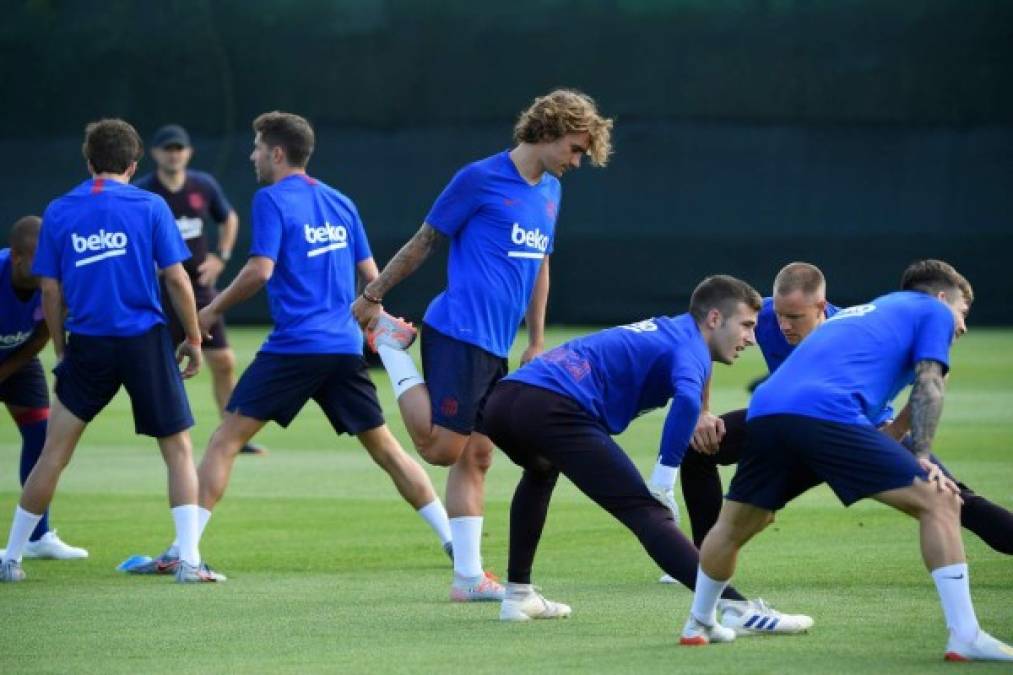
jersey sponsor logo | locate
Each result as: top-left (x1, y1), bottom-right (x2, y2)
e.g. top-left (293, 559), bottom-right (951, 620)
top-left (304, 222), bottom-right (348, 258)
top-left (507, 222), bottom-right (549, 259)
top-left (0, 330), bottom-right (32, 349)
top-left (620, 319), bottom-right (659, 333)
top-left (176, 216), bottom-right (203, 240)
top-left (825, 303), bottom-right (876, 322)
top-left (71, 229), bottom-right (129, 267)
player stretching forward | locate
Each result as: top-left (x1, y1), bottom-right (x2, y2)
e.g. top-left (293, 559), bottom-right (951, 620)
top-left (680, 262), bottom-right (1013, 554)
top-left (482, 275), bottom-right (812, 634)
top-left (681, 261), bottom-right (1013, 661)
top-left (135, 124), bottom-right (264, 455)
top-left (131, 111), bottom-right (452, 576)
top-left (352, 89), bottom-right (612, 601)
top-left (0, 216), bottom-right (87, 560)
top-left (1, 119), bottom-right (210, 583)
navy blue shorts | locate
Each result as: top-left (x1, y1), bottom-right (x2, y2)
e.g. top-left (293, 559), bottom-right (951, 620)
top-left (227, 352), bottom-right (384, 435)
top-left (0, 357), bottom-right (49, 408)
top-left (727, 414), bottom-right (929, 511)
top-left (420, 323), bottom-right (508, 435)
top-left (54, 324), bottom-right (194, 437)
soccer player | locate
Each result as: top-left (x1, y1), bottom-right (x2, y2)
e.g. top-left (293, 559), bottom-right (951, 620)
top-left (0, 216), bottom-right (87, 560)
top-left (680, 261), bottom-right (1013, 661)
top-left (130, 111), bottom-right (452, 575)
top-left (482, 275), bottom-right (812, 634)
top-left (135, 124), bottom-right (264, 455)
top-left (0, 119), bottom-right (211, 583)
top-left (680, 262), bottom-right (1013, 555)
top-left (352, 89), bottom-right (612, 601)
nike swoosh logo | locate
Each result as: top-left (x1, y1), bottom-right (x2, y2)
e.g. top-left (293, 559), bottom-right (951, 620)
top-left (397, 377), bottom-right (414, 386)
top-left (944, 574), bottom-right (965, 580)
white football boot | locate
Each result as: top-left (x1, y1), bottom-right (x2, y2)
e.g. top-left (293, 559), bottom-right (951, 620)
top-left (680, 613), bottom-right (736, 645)
top-left (500, 585), bottom-right (572, 622)
top-left (22, 531), bottom-right (88, 560)
top-left (944, 630), bottom-right (1013, 662)
top-left (718, 598), bottom-right (813, 636)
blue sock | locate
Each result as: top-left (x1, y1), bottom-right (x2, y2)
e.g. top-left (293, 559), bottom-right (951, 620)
top-left (17, 416), bottom-right (50, 542)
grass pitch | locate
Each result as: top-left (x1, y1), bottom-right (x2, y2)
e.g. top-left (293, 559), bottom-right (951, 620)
top-left (1, 326), bottom-right (1011, 674)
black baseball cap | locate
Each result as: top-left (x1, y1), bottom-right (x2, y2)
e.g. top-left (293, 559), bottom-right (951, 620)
top-left (151, 124), bottom-right (191, 149)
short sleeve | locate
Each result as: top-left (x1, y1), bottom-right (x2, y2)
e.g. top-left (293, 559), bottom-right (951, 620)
top-left (249, 190), bottom-right (283, 261)
top-left (424, 165), bottom-right (480, 237)
top-left (152, 198), bottom-right (191, 269)
top-left (32, 202), bottom-right (62, 280)
top-left (912, 301), bottom-right (954, 374)
top-left (203, 173), bottom-right (233, 223)
top-left (349, 203), bottom-right (372, 263)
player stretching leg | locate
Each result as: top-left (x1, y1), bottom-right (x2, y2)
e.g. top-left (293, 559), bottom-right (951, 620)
top-left (129, 112), bottom-right (451, 576)
top-left (680, 262), bottom-right (1013, 556)
top-left (681, 261), bottom-right (1013, 661)
top-left (352, 89), bottom-right (613, 601)
top-left (136, 124), bottom-right (265, 456)
top-left (0, 119), bottom-right (211, 583)
top-left (0, 216), bottom-right (86, 561)
top-left (482, 276), bottom-right (811, 631)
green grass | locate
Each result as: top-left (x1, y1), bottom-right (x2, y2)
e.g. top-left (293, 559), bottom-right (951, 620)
top-left (1, 326), bottom-right (1011, 674)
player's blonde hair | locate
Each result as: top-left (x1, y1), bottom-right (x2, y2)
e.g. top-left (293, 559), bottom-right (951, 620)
top-left (773, 262), bottom-right (826, 298)
top-left (513, 89), bottom-right (614, 167)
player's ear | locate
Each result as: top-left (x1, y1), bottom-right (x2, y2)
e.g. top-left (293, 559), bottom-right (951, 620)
top-left (706, 307), bottom-right (722, 330)
top-left (125, 161), bottom-right (138, 180)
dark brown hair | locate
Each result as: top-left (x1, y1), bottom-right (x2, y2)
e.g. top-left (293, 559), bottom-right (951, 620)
top-left (253, 111), bottom-right (315, 167)
top-left (689, 275), bottom-right (763, 323)
top-left (9, 215), bottom-right (41, 253)
top-left (901, 259), bottom-right (973, 304)
top-left (82, 119), bottom-right (143, 174)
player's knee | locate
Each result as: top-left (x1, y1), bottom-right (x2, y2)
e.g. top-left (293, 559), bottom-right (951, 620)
top-left (416, 439), bottom-right (459, 467)
top-left (465, 443), bottom-right (494, 473)
top-left (206, 349), bottom-right (236, 376)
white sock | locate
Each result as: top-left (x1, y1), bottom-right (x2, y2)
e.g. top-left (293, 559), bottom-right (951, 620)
top-left (450, 516), bottom-right (484, 579)
top-left (417, 500), bottom-right (452, 546)
top-left (3, 506), bottom-right (44, 562)
top-left (691, 566), bottom-right (729, 626)
top-left (931, 563), bottom-right (979, 643)
top-left (377, 345), bottom-right (424, 399)
top-left (171, 505), bottom-right (200, 566)
top-left (168, 507), bottom-right (212, 555)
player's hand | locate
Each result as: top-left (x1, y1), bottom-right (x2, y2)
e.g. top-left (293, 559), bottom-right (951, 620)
top-left (351, 295), bottom-right (383, 330)
top-left (197, 306), bottom-right (219, 339)
top-left (520, 342), bottom-right (544, 366)
top-left (691, 412), bottom-right (726, 454)
top-left (197, 254), bottom-right (226, 287)
top-left (918, 457), bottom-right (962, 500)
top-left (176, 340), bottom-right (202, 379)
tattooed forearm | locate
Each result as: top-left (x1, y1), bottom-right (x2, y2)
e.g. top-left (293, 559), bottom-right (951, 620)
top-left (907, 360), bottom-right (946, 458)
top-left (365, 223), bottom-right (444, 298)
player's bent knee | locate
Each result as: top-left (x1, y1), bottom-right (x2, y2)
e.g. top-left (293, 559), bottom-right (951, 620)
top-left (416, 441), bottom-right (459, 466)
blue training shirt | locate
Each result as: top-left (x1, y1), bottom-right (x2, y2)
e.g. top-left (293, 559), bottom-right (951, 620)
top-left (249, 174), bottom-right (372, 355)
top-left (0, 248), bottom-right (43, 363)
top-left (749, 291), bottom-right (955, 426)
top-left (423, 151), bottom-right (561, 358)
top-left (507, 314), bottom-right (711, 467)
top-left (755, 297), bottom-right (840, 373)
top-left (33, 178), bottom-right (190, 337)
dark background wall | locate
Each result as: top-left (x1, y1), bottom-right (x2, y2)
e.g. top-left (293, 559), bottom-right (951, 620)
top-left (2, 1), bottom-right (1011, 323)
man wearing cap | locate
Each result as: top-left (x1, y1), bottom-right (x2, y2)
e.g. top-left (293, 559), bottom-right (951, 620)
top-left (136, 125), bottom-right (263, 455)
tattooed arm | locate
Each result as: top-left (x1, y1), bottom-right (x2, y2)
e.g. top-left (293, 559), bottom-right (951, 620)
top-left (905, 360), bottom-right (946, 459)
top-left (351, 223), bottom-right (444, 327)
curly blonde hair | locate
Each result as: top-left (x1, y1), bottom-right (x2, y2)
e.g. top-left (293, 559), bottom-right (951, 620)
top-left (513, 89), bottom-right (614, 167)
